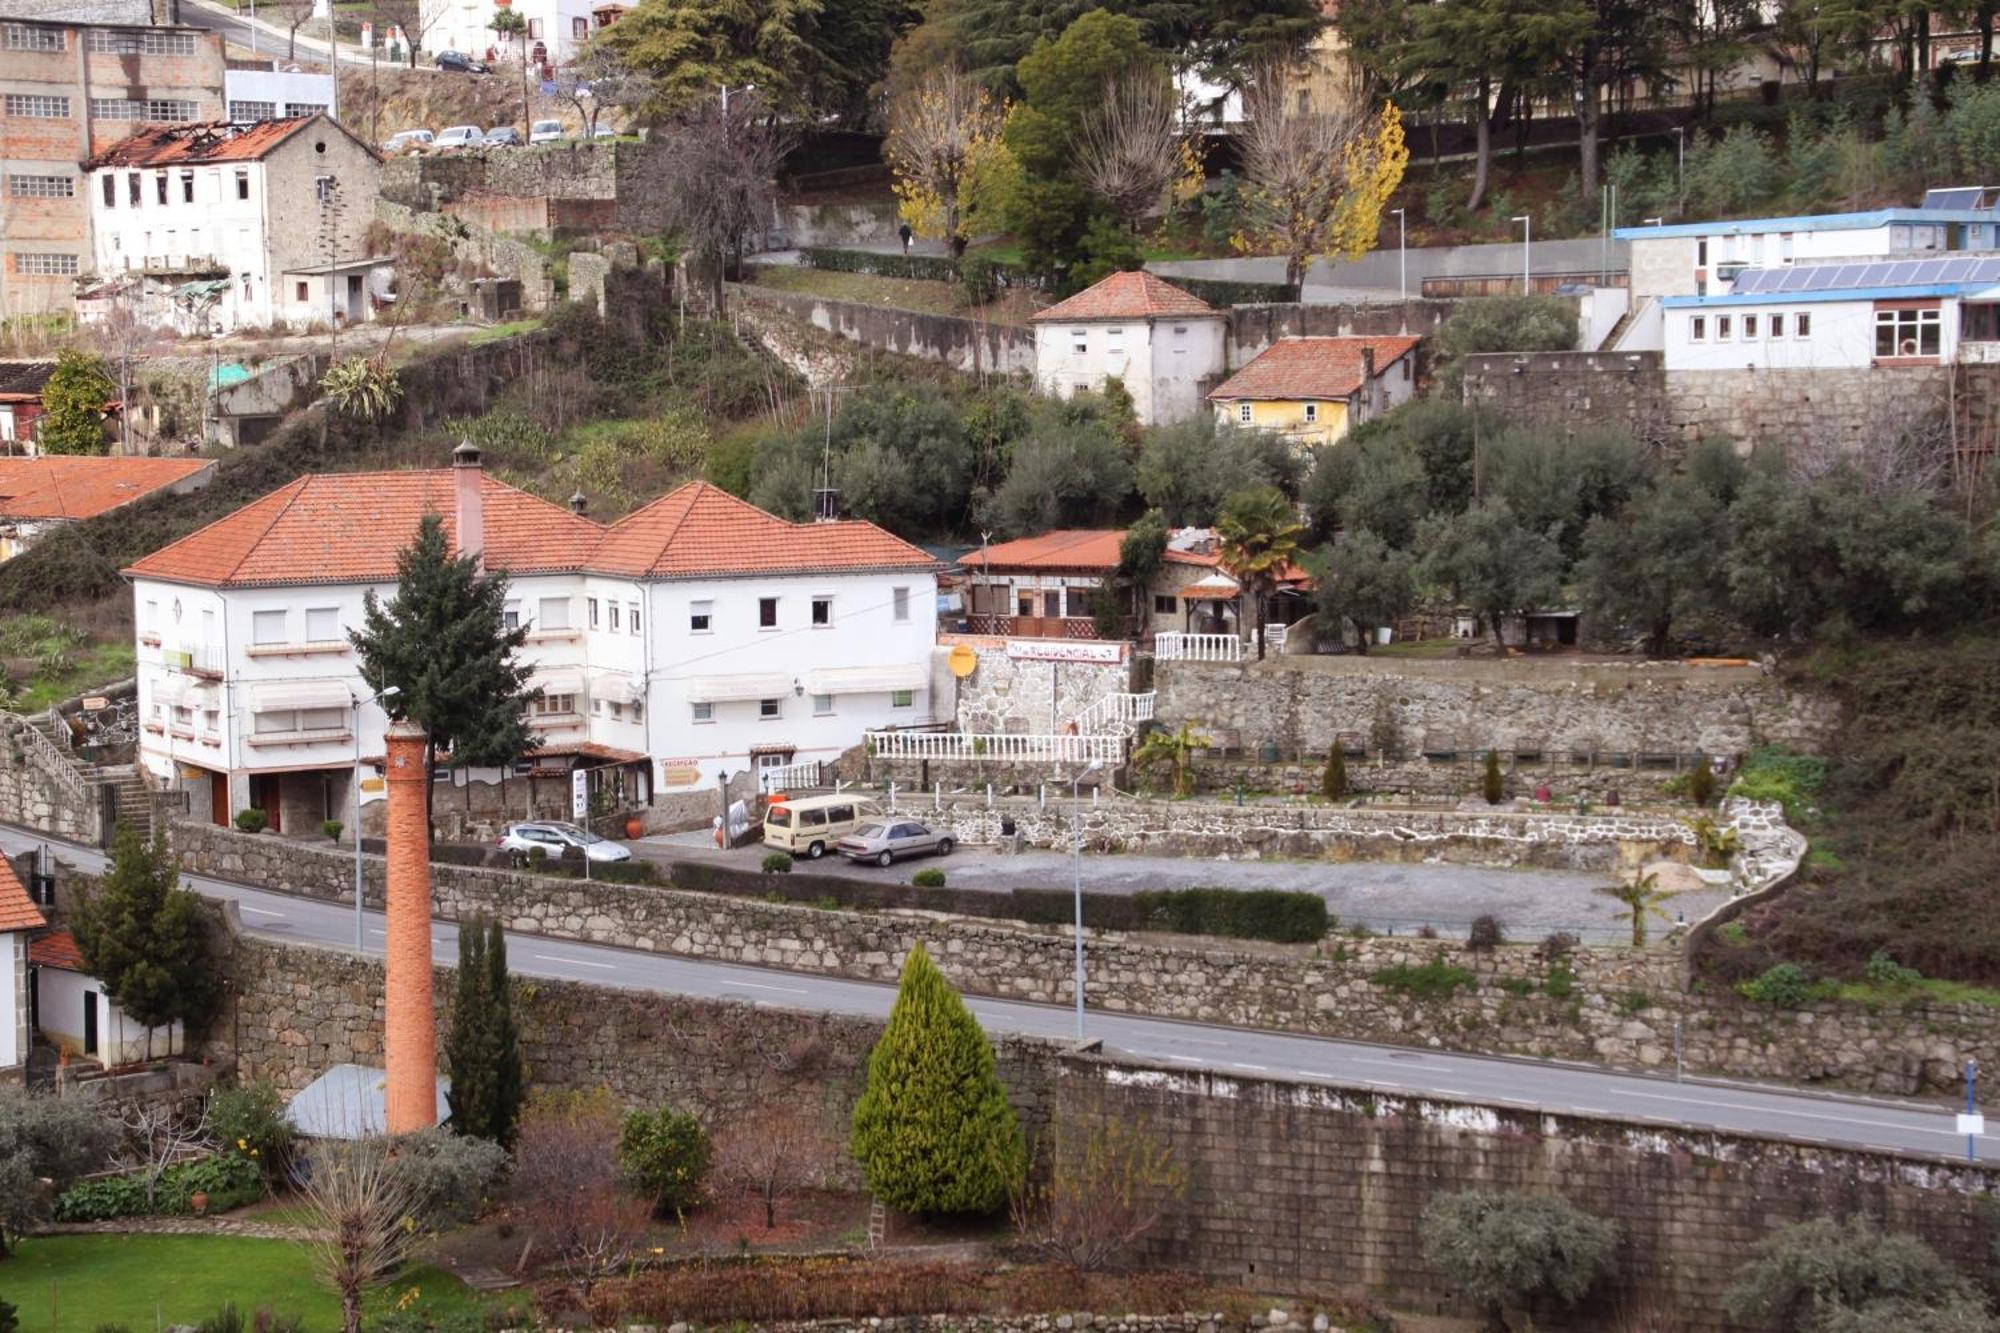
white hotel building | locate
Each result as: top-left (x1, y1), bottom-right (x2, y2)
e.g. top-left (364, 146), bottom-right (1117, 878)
top-left (123, 447), bottom-right (941, 836)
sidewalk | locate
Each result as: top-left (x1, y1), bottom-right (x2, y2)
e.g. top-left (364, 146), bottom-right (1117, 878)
top-left (181, 0), bottom-right (420, 70)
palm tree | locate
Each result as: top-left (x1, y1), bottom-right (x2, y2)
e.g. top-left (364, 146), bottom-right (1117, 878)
top-left (1217, 486), bottom-right (1304, 661)
top-left (1599, 873), bottom-right (1672, 948)
top-left (1132, 723), bottom-right (1212, 798)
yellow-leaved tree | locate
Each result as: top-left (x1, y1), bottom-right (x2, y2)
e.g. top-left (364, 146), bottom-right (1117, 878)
top-left (885, 67), bottom-right (1016, 258)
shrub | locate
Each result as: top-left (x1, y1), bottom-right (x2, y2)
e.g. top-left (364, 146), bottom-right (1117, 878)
top-left (1538, 930), bottom-right (1580, 962)
top-left (1737, 962), bottom-right (1823, 1008)
top-left (1727, 746), bottom-right (1827, 823)
top-left (762, 852), bottom-right (794, 874)
top-left (55, 1152), bottom-right (264, 1222)
top-left (1370, 961), bottom-right (1477, 1000)
top-left (1482, 750), bottom-right (1504, 804)
top-left (394, 1127), bottom-right (510, 1227)
top-left (1688, 755), bottom-right (1717, 806)
top-left (1862, 951), bottom-right (1923, 989)
top-left (207, 1081), bottom-right (294, 1180)
top-left (1724, 1216), bottom-right (1989, 1330)
top-left (1544, 963), bottom-right (1578, 999)
top-left (619, 1107), bottom-right (711, 1218)
top-left (1013, 1113), bottom-right (1188, 1271)
top-left (517, 1089), bottom-right (649, 1294)
top-left (912, 867), bottom-right (947, 888)
top-left (1468, 914), bottom-right (1506, 951)
top-left (1421, 1190), bottom-right (1616, 1321)
top-left (959, 252), bottom-right (999, 306)
top-left (1131, 887), bottom-right (1329, 943)
top-left (0, 1089), bottom-right (119, 1237)
top-left (321, 819), bottom-right (344, 842)
top-left (850, 944), bottom-right (1025, 1216)
top-left (1167, 274), bottom-right (1293, 306)
top-left (1322, 747), bottom-right (1348, 801)
top-left (233, 808), bottom-right (268, 833)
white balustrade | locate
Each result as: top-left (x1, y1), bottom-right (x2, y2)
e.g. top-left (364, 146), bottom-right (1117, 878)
top-left (1070, 691), bottom-right (1157, 734)
top-left (1153, 632), bottom-right (1245, 663)
top-left (866, 730), bottom-right (1125, 765)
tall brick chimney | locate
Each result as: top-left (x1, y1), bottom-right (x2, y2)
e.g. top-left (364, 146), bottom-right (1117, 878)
top-left (453, 440), bottom-right (484, 570)
top-left (382, 719), bottom-right (437, 1134)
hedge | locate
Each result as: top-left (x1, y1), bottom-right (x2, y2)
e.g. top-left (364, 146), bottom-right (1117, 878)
top-left (796, 247), bottom-right (1050, 292)
top-left (1132, 887), bottom-right (1330, 943)
top-left (1164, 274), bottom-right (1295, 307)
top-left (55, 1152), bottom-right (265, 1222)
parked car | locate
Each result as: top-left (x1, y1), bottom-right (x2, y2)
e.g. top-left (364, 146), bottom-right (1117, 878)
top-left (497, 821), bottom-right (631, 863)
top-left (435, 50), bottom-right (488, 73)
top-left (836, 819), bottom-right (955, 867)
top-left (382, 128), bottom-right (433, 154)
top-left (434, 124), bottom-right (483, 150)
top-left (762, 794), bottom-right (881, 860)
top-left (529, 118), bottom-right (565, 144)
top-left (482, 126), bottom-right (522, 147)
top-left (590, 122), bottom-right (619, 139)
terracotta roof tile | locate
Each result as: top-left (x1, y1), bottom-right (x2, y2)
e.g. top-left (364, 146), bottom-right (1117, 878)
top-left (0, 457), bottom-right (212, 522)
top-left (86, 117), bottom-right (334, 169)
top-left (1030, 271), bottom-right (1216, 322)
top-left (968, 529), bottom-right (1125, 571)
top-left (591, 481), bottom-right (937, 579)
top-left (29, 929), bottom-right (83, 971)
top-left (0, 361), bottom-right (56, 400)
top-left (1208, 336), bottom-right (1421, 403)
top-left (0, 860), bottom-right (45, 934)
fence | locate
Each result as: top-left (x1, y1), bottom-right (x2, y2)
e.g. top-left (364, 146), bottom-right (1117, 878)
top-left (1072, 692), bottom-right (1156, 735)
top-left (867, 730), bottom-right (1126, 765)
top-left (758, 759), bottom-right (825, 794)
top-left (1154, 633), bottom-right (1244, 663)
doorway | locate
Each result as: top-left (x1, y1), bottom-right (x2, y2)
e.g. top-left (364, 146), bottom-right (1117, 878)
top-left (82, 990), bottom-right (99, 1057)
top-left (345, 273), bottom-right (364, 322)
top-left (209, 770), bottom-right (229, 827)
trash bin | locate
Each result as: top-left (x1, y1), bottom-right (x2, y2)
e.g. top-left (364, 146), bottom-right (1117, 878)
top-left (999, 815), bottom-right (1016, 836)
top-left (1260, 741), bottom-right (1281, 763)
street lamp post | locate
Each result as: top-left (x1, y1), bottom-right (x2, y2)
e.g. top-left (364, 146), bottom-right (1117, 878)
top-left (1071, 758), bottom-right (1101, 1039)
top-left (1390, 207), bottom-right (1406, 304)
top-left (1513, 215), bottom-right (1531, 295)
top-left (351, 684), bottom-right (398, 950)
top-left (1674, 126), bottom-right (1686, 214)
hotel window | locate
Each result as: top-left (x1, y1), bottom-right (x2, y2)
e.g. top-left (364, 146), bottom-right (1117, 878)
top-left (251, 609), bottom-right (286, 645)
top-left (7, 174), bottom-right (72, 198)
top-left (538, 596), bottom-right (571, 630)
top-left (811, 595), bottom-right (832, 626)
top-left (692, 701), bottom-right (713, 723)
top-left (3, 23), bottom-right (65, 49)
top-left (1303, 402), bottom-right (1318, 423)
top-left (608, 602), bottom-right (621, 632)
top-left (3, 94), bottom-right (69, 117)
top-left (812, 693), bottom-right (833, 716)
top-left (628, 603), bottom-right (640, 634)
top-left (304, 606), bottom-right (339, 642)
top-left (892, 689), bottom-right (914, 709)
top-left (758, 596), bottom-right (778, 628)
top-left (1875, 306), bottom-right (1941, 357)
top-left (587, 597), bottom-right (600, 628)
top-left (1689, 315), bottom-right (1707, 342)
top-left (892, 586), bottom-right (910, 622)
top-left (690, 600), bottom-right (712, 632)
top-left (1238, 402), bottom-right (1252, 423)
top-left (759, 697), bottom-right (781, 719)
top-left (1795, 312), bottom-right (1811, 339)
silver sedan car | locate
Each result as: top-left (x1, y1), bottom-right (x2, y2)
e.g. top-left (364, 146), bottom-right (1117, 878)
top-left (835, 819), bottom-right (954, 867)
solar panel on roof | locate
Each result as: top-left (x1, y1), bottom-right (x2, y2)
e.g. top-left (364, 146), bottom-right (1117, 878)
top-left (1705, 253), bottom-right (2000, 299)
top-left (1924, 187), bottom-right (1985, 210)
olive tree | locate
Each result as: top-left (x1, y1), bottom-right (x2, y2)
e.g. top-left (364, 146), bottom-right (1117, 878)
top-left (1420, 1189), bottom-right (1616, 1331)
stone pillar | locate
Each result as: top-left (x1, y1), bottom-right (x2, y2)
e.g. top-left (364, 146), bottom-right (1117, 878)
top-left (383, 719), bottom-right (436, 1134)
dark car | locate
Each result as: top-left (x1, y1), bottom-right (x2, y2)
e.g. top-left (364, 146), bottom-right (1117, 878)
top-left (482, 126), bottom-right (522, 147)
top-left (435, 50), bottom-right (489, 73)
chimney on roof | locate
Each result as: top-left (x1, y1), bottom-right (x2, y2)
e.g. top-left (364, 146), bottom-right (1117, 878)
top-left (1359, 344), bottom-right (1377, 424)
top-left (569, 490), bottom-right (588, 516)
top-left (453, 439), bottom-right (484, 569)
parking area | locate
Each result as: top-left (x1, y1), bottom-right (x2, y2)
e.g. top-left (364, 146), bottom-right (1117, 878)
top-left (633, 830), bottom-right (1724, 944)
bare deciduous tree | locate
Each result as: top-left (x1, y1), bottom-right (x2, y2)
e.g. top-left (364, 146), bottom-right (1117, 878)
top-left (1011, 1114), bottom-right (1187, 1272)
top-left (712, 1107), bottom-right (836, 1230)
top-left (1076, 74), bottom-right (1193, 231)
top-left (303, 1139), bottom-right (424, 1333)
top-left (551, 43), bottom-right (656, 138)
top-left (645, 91), bottom-right (794, 313)
top-left (884, 66), bottom-right (1009, 257)
top-left (269, 0), bottom-right (319, 61)
top-left (114, 1095), bottom-right (212, 1211)
top-left (511, 1091), bottom-right (649, 1300)
top-left (89, 283), bottom-right (164, 453)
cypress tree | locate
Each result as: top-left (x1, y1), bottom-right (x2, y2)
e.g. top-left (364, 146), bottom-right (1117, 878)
top-left (850, 944), bottom-right (1024, 1216)
top-left (1323, 745), bottom-right (1348, 801)
top-left (1482, 749), bottom-right (1505, 805)
top-left (445, 915), bottom-right (525, 1146)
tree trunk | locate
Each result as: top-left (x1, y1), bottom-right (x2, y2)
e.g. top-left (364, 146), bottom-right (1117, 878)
top-left (1254, 590), bottom-right (1267, 660)
top-left (1350, 617), bottom-right (1369, 655)
top-left (1648, 617), bottom-right (1671, 659)
top-left (763, 1187), bottom-right (776, 1228)
top-left (341, 1287), bottom-right (364, 1333)
top-left (1286, 251), bottom-right (1306, 301)
top-left (1577, 59), bottom-right (1603, 194)
top-left (1469, 75), bottom-right (1492, 213)
top-left (1982, 3), bottom-right (1996, 83)
top-left (1488, 610), bottom-right (1508, 655)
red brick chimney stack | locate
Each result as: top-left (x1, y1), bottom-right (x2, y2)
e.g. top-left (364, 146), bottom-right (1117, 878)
top-left (382, 719), bottom-right (436, 1134)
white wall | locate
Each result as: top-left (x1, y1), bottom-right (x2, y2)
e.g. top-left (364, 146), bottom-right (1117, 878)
top-left (89, 160), bottom-right (271, 328)
top-left (36, 966), bottom-right (182, 1066)
top-left (419, 0), bottom-right (596, 64)
top-left (224, 69), bottom-right (335, 118)
top-left (0, 933), bottom-right (21, 1071)
top-left (1662, 299), bottom-right (1917, 370)
top-left (1581, 286), bottom-right (1631, 351)
top-left (1035, 316), bottom-right (1227, 426)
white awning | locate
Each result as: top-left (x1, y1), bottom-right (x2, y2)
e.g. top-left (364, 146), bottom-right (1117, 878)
top-left (684, 672), bottom-right (793, 703)
top-left (592, 674), bottom-right (642, 705)
top-left (530, 670), bottom-right (584, 698)
top-left (152, 676), bottom-right (189, 706)
top-left (253, 682), bottom-right (354, 712)
top-left (803, 664), bottom-right (930, 696)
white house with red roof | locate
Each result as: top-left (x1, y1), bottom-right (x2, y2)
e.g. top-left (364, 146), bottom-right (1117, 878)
top-left (123, 447), bottom-right (941, 837)
top-left (1029, 271), bottom-right (1228, 426)
top-left (0, 857), bottom-right (46, 1079)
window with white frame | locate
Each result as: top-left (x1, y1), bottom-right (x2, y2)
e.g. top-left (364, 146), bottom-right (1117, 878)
top-left (892, 587), bottom-right (910, 622)
top-left (1106, 327), bottom-right (1124, 355)
top-left (532, 693), bottom-right (576, 715)
top-left (251, 609), bottom-right (286, 645)
top-left (758, 596), bottom-right (778, 628)
top-left (304, 606), bottom-right (339, 642)
top-left (692, 701), bottom-right (714, 723)
top-left (1689, 315), bottom-right (1707, 342)
top-left (7, 175), bottom-right (73, 198)
top-left (588, 597), bottom-right (600, 628)
top-left (253, 707), bottom-right (343, 735)
top-left (538, 596), bottom-right (571, 630)
top-left (628, 603), bottom-right (640, 634)
top-left (891, 689), bottom-right (914, 709)
top-left (608, 602), bottom-right (621, 632)
top-left (1769, 313), bottom-right (1786, 339)
top-left (759, 697), bottom-right (781, 719)
top-left (13, 253), bottom-right (77, 276)
top-left (608, 701), bottom-right (624, 721)
top-left (1742, 314), bottom-right (1759, 339)
top-left (1795, 311), bottom-right (1811, 338)
top-left (3, 23), bottom-right (64, 49)
top-left (1070, 328), bottom-right (1087, 354)
top-left (143, 599), bottom-right (157, 630)
top-left (172, 704), bottom-right (193, 726)
top-left (87, 28), bottom-right (196, 53)
top-left (811, 595), bottom-right (832, 626)
top-left (1716, 314), bottom-right (1733, 341)
top-left (1237, 402), bottom-right (1252, 423)
top-left (812, 693), bottom-right (833, 715)
top-left (632, 699), bottom-right (643, 720)
top-left (1875, 306), bottom-right (1941, 357)
top-left (229, 100), bottom-right (276, 121)
top-left (690, 601), bottom-right (712, 632)
top-left (3, 94), bottom-right (68, 117)
top-left (91, 98), bottom-right (198, 122)
top-left (204, 709), bottom-right (219, 734)
top-left (1303, 402), bottom-right (1318, 423)
top-left (502, 600), bottom-right (520, 630)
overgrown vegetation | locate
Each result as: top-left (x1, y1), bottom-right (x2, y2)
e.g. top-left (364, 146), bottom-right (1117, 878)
top-left (1130, 887), bottom-right (1329, 943)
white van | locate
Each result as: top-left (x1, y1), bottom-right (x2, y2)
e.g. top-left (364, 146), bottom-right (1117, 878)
top-left (762, 793), bottom-right (883, 860)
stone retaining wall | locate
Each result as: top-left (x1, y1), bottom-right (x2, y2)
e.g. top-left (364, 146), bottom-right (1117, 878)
top-left (0, 719), bottom-right (100, 844)
top-left (1185, 753), bottom-right (1688, 803)
top-left (217, 934), bottom-right (2000, 1331)
top-left (731, 286), bottom-right (1037, 378)
top-left (167, 808), bottom-right (1999, 1099)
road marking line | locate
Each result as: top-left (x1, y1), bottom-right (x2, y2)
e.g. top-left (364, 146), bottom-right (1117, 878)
top-left (531, 953), bottom-right (615, 970)
top-left (1230, 1062), bottom-right (1270, 1072)
top-left (727, 980), bottom-right (809, 994)
top-left (238, 905), bottom-right (286, 918)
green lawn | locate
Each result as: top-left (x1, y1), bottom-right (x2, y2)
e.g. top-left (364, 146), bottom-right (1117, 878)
top-left (2, 1234), bottom-right (506, 1332)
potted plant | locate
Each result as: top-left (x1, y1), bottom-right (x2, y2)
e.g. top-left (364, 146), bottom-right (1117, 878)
top-left (625, 813), bottom-right (644, 839)
top-left (190, 1189), bottom-right (210, 1216)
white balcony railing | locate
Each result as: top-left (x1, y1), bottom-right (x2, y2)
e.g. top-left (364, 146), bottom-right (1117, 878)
top-left (1153, 632), bottom-right (1244, 663)
top-left (759, 759), bottom-right (825, 794)
top-left (1071, 692), bottom-right (1155, 735)
top-left (867, 730), bottom-right (1126, 765)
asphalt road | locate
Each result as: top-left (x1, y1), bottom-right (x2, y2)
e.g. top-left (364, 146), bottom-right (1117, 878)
top-left (10, 825), bottom-right (1990, 1164)
top-left (178, 0), bottom-right (428, 69)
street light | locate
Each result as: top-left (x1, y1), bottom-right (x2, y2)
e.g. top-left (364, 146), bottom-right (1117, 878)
top-left (1642, 217), bottom-right (1664, 226)
top-left (1071, 758), bottom-right (1101, 1039)
top-left (1512, 215), bottom-right (1531, 294)
top-left (720, 82), bottom-right (756, 115)
top-left (1390, 207), bottom-right (1407, 305)
top-left (351, 683), bottom-right (398, 950)
top-left (1674, 126), bottom-right (1686, 213)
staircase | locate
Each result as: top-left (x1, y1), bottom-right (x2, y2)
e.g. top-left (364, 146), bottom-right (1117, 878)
top-left (1599, 296), bottom-right (1654, 351)
top-left (90, 763), bottom-right (154, 842)
top-left (6, 707), bottom-right (152, 844)
top-left (1071, 692), bottom-right (1156, 737)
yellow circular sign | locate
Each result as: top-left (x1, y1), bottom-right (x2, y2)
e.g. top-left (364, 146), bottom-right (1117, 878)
top-left (947, 643), bottom-right (978, 678)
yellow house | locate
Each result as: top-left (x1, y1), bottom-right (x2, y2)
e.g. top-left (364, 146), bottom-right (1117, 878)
top-left (1207, 334), bottom-right (1421, 449)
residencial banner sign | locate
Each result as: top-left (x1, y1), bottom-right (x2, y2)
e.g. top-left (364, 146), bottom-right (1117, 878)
top-left (1005, 639), bottom-right (1124, 664)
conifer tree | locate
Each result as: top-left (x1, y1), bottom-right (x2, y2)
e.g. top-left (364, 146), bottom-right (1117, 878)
top-left (445, 915), bottom-right (525, 1147)
top-left (850, 944), bottom-right (1025, 1215)
top-left (1323, 745), bottom-right (1348, 801)
top-left (349, 512), bottom-right (538, 835)
top-left (1483, 749), bottom-right (1505, 805)
top-left (70, 825), bottom-right (217, 1055)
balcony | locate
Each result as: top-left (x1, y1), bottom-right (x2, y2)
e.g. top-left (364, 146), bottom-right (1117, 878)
top-left (161, 645), bottom-right (225, 680)
top-left (244, 639), bottom-right (350, 659)
top-left (245, 726), bottom-right (352, 748)
top-left (136, 254), bottom-right (228, 278)
top-left (965, 614), bottom-right (1132, 641)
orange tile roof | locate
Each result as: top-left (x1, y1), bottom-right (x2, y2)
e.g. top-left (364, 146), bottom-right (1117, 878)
top-left (592, 481), bottom-right (936, 579)
top-left (29, 929), bottom-right (83, 971)
top-left (1208, 336), bottom-right (1422, 403)
top-left (86, 116), bottom-right (363, 169)
top-left (123, 471), bottom-right (600, 587)
top-left (968, 529), bottom-right (1126, 572)
top-left (0, 860), bottom-right (45, 934)
top-left (1030, 271), bottom-right (1216, 322)
top-left (124, 474), bottom-right (935, 588)
top-left (0, 457), bottom-right (211, 522)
